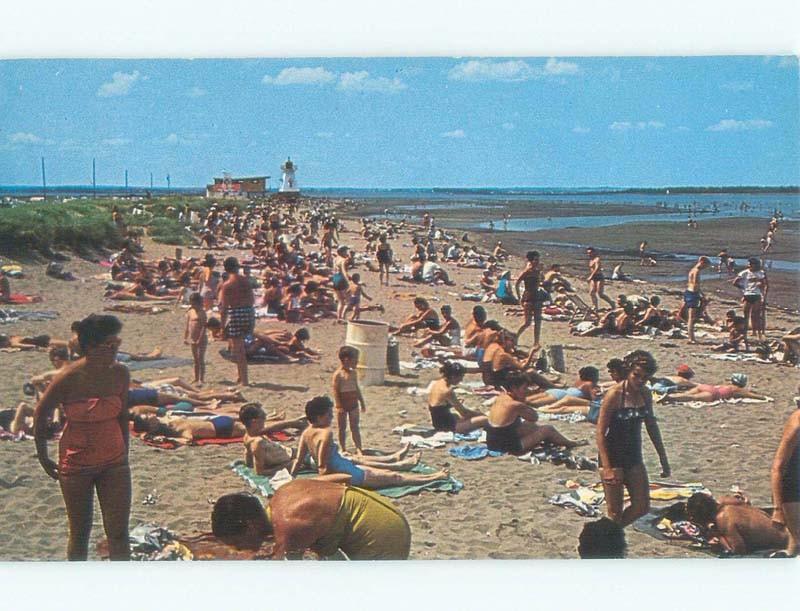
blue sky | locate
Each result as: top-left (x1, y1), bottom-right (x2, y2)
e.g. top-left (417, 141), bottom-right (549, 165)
top-left (0, 56), bottom-right (797, 188)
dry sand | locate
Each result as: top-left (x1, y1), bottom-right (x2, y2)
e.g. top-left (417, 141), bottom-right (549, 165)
top-left (0, 211), bottom-right (798, 560)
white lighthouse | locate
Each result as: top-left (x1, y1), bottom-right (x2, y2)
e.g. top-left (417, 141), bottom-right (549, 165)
top-left (279, 157), bottom-right (300, 193)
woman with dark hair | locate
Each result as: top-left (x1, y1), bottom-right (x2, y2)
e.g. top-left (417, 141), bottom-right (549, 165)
top-left (515, 250), bottom-right (546, 350)
top-left (596, 350), bottom-right (670, 526)
top-left (34, 314), bottom-right (131, 560)
top-left (427, 362), bottom-right (488, 433)
top-left (486, 371), bottom-right (585, 455)
top-left (332, 246), bottom-right (351, 322)
top-left (391, 297), bottom-right (439, 336)
top-left (734, 257), bottom-right (768, 347)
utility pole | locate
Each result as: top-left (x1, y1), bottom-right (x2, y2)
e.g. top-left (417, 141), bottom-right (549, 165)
top-left (124, 169), bottom-right (128, 196)
top-left (166, 174), bottom-right (171, 195)
top-left (41, 157), bottom-right (47, 200)
top-left (150, 172), bottom-right (154, 189)
top-left (92, 158), bottom-right (97, 198)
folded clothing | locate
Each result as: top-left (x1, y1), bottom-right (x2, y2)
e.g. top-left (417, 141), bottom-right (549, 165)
top-left (448, 444), bottom-right (504, 460)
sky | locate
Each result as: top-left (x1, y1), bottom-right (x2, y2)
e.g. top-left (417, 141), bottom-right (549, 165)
top-left (0, 56), bottom-right (798, 188)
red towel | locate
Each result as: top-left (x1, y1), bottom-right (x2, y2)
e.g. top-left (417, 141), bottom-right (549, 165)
top-left (7, 293), bottom-right (43, 304)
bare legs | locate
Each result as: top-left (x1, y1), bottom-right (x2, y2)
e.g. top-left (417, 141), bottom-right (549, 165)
top-left (589, 279), bottom-right (614, 310)
top-left (517, 422), bottom-right (584, 451)
top-left (59, 464), bottom-right (131, 560)
top-left (336, 409), bottom-right (363, 454)
top-left (362, 466), bottom-right (450, 489)
top-left (191, 341), bottom-right (206, 384)
top-left (516, 304), bottom-right (542, 351)
top-left (603, 464), bottom-right (650, 526)
top-left (230, 337), bottom-right (248, 386)
top-left (782, 501), bottom-right (799, 556)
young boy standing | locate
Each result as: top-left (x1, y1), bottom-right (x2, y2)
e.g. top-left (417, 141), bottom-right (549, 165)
top-left (184, 292), bottom-right (208, 385)
top-left (332, 346), bottom-right (366, 454)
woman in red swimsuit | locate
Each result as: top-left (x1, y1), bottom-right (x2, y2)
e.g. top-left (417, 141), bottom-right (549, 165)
top-left (34, 314), bottom-right (131, 560)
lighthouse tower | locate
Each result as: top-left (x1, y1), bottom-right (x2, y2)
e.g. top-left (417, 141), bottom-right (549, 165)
top-left (279, 157), bottom-right (300, 193)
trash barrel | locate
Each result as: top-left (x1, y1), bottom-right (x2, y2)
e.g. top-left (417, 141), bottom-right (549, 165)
top-left (345, 320), bottom-right (390, 386)
top-left (386, 337), bottom-right (400, 375)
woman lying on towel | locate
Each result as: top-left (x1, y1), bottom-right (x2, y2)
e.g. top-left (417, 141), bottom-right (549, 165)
top-left (132, 413), bottom-right (246, 444)
top-left (427, 362), bottom-right (488, 433)
top-left (659, 373), bottom-right (767, 403)
top-left (292, 396), bottom-right (450, 489)
top-left (486, 371), bottom-right (586, 456)
top-left (212, 479), bottom-right (411, 559)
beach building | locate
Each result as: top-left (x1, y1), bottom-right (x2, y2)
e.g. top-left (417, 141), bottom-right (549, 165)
top-left (205, 172), bottom-right (269, 198)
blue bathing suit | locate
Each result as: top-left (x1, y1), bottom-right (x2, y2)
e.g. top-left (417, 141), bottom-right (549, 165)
top-left (209, 415), bottom-right (235, 438)
top-left (546, 387), bottom-right (585, 401)
top-left (327, 441), bottom-right (366, 486)
top-left (128, 387), bottom-right (159, 406)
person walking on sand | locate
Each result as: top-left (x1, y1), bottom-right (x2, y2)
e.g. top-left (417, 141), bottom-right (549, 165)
top-left (586, 247), bottom-right (614, 312)
top-left (684, 256), bottom-right (710, 344)
top-left (515, 250), bottom-right (546, 351)
top-left (219, 256), bottom-right (255, 386)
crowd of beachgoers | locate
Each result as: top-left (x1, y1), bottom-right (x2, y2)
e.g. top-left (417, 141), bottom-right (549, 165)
top-left (0, 194), bottom-right (797, 561)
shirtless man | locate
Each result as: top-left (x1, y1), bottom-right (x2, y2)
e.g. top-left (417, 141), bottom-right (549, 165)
top-left (586, 247), bottom-right (614, 311)
top-left (240, 403), bottom-right (307, 476)
top-left (219, 257), bottom-right (255, 386)
top-left (413, 305), bottom-right (461, 348)
top-left (686, 492), bottom-right (789, 555)
top-left (684, 256), bottom-right (710, 344)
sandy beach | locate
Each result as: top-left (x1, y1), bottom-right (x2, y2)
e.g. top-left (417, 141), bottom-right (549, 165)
top-left (1, 198), bottom-right (798, 561)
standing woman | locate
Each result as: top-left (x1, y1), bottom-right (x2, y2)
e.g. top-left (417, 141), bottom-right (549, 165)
top-left (596, 350), bottom-right (670, 527)
top-left (34, 314), bottom-right (131, 560)
top-left (198, 254), bottom-right (218, 310)
top-left (770, 395), bottom-right (799, 556)
top-left (586, 247), bottom-right (615, 312)
top-left (376, 233), bottom-right (393, 287)
top-left (332, 246), bottom-right (351, 322)
top-left (734, 257), bottom-right (768, 348)
top-left (515, 250), bottom-right (545, 350)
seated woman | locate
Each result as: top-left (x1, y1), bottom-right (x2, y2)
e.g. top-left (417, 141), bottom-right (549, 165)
top-left (239, 403), bottom-right (307, 476)
top-left (390, 298), bottom-right (439, 336)
top-left (485, 371), bottom-right (586, 455)
top-left (211, 480), bottom-right (412, 559)
top-left (132, 412), bottom-right (247, 443)
top-left (291, 396), bottom-right (449, 489)
top-left (427, 362), bottom-right (488, 433)
top-left (413, 305), bottom-right (461, 348)
top-left (660, 373), bottom-right (767, 403)
top-left (494, 271), bottom-right (518, 305)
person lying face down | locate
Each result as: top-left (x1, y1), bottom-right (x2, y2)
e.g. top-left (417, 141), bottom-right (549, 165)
top-left (211, 480), bottom-right (411, 560)
top-left (686, 492), bottom-right (789, 555)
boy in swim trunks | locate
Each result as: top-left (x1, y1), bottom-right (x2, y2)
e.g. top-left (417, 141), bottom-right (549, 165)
top-left (684, 256), bottom-right (710, 344)
top-left (332, 346), bottom-right (366, 454)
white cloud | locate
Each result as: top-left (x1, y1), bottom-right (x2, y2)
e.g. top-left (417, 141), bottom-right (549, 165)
top-left (441, 129), bottom-right (465, 138)
top-left (676, 126), bottom-right (691, 132)
top-left (572, 126), bottom-right (591, 134)
top-left (544, 57), bottom-right (578, 75)
top-left (706, 119), bottom-right (773, 132)
top-left (101, 137), bottom-right (130, 146)
top-left (721, 81), bottom-right (753, 92)
top-left (448, 59), bottom-right (536, 82)
top-left (501, 122), bottom-right (515, 131)
top-left (315, 131), bottom-right (334, 138)
top-left (97, 71), bottom-right (141, 97)
top-left (8, 131), bottom-right (43, 144)
top-left (187, 86), bottom-right (207, 97)
top-left (609, 120), bottom-right (664, 131)
top-left (337, 71), bottom-right (406, 93)
top-left (262, 67), bottom-right (336, 86)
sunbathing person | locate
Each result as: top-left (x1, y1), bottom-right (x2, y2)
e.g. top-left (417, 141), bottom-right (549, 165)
top-left (132, 412), bottom-right (246, 443)
top-left (291, 396), bottom-right (449, 489)
top-left (239, 403), bottom-right (307, 476)
top-left (528, 366), bottom-right (600, 407)
top-left (485, 371), bottom-right (585, 455)
top-left (390, 297), bottom-right (439, 335)
top-left (413, 305), bottom-right (461, 348)
top-left (211, 480), bottom-right (412, 559)
top-left (481, 327), bottom-right (559, 391)
top-left (0, 333), bottom-right (52, 351)
top-left (649, 364), bottom-right (698, 394)
top-left (779, 326), bottom-right (800, 365)
top-left (712, 310), bottom-right (746, 352)
top-left (686, 492), bottom-right (789, 555)
top-left (3, 401), bottom-right (62, 437)
top-left (427, 362), bottom-right (488, 433)
top-left (771, 401), bottom-right (800, 556)
top-left (660, 373), bottom-right (766, 403)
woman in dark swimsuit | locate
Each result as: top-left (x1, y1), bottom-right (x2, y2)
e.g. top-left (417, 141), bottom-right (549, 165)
top-left (586, 247), bottom-right (615, 311)
top-left (515, 250), bottom-right (546, 350)
top-left (427, 362), bottom-right (488, 433)
top-left (770, 396), bottom-right (800, 556)
top-left (375, 233), bottom-right (393, 286)
top-left (596, 350), bottom-right (670, 526)
top-left (486, 371), bottom-right (584, 455)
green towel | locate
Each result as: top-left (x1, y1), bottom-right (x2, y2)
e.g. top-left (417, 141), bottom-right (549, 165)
top-left (230, 461), bottom-right (463, 498)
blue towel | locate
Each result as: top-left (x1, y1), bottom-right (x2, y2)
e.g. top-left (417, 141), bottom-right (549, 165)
top-left (448, 444), bottom-right (504, 460)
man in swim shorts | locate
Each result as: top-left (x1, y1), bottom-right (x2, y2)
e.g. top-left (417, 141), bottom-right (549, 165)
top-left (684, 256), bottom-right (709, 344)
top-left (211, 480), bottom-right (411, 560)
top-left (219, 256), bottom-right (255, 386)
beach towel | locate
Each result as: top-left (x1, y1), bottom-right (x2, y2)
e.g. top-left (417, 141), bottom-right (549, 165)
top-left (103, 304), bottom-right (169, 315)
top-left (516, 447), bottom-right (598, 471)
top-left (123, 356), bottom-right (194, 372)
top-left (5, 293), bottom-right (42, 304)
top-left (697, 353), bottom-right (774, 365)
top-left (231, 460), bottom-right (463, 498)
top-left (658, 395), bottom-right (774, 409)
top-left (538, 412), bottom-right (588, 424)
top-left (0, 308), bottom-right (59, 324)
top-left (219, 349), bottom-right (287, 364)
top-left (448, 444), bottom-right (504, 460)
